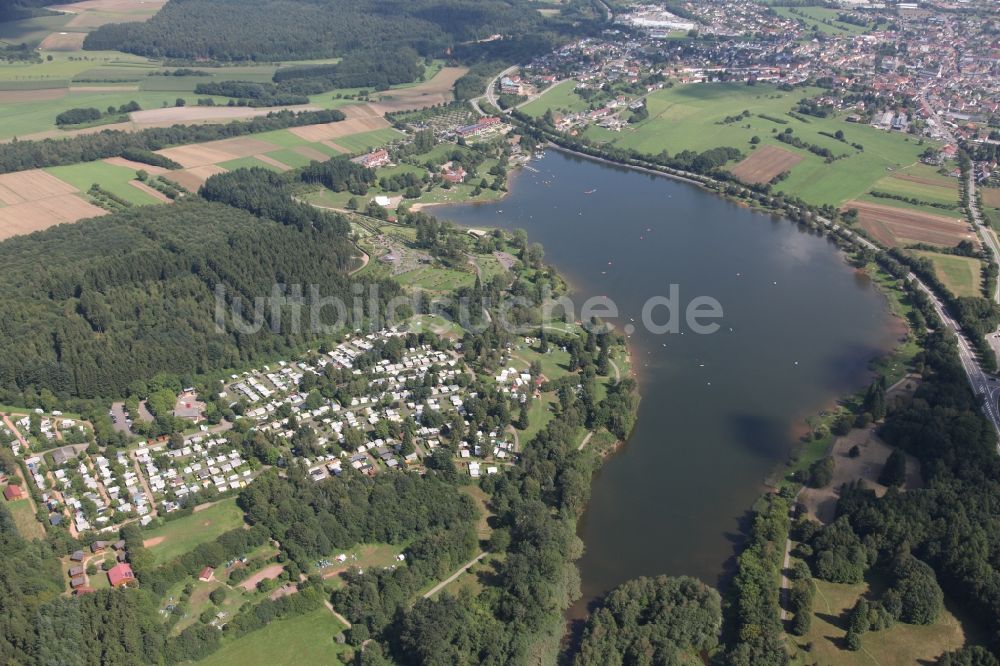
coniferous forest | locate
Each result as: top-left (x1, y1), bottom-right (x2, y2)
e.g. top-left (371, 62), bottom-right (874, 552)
top-left (0, 199), bottom-right (397, 400)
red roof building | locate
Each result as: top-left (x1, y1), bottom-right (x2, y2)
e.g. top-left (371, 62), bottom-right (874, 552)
top-left (198, 567), bottom-right (214, 582)
top-left (107, 562), bottom-right (136, 588)
top-left (3, 484), bottom-right (22, 501)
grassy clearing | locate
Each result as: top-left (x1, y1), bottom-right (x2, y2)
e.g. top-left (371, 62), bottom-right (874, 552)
top-left (520, 79), bottom-right (587, 117)
top-left (196, 607), bottom-right (348, 666)
top-left (788, 572), bottom-right (967, 665)
top-left (912, 250), bottom-right (983, 298)
top-left (144, 498), bottom-right (246, 566)
top-left (571, 82), bottom-right (929, 207)
top-left (46, 161), bottom-right (161, 205)
top-left (6, 498), bottom-right (44, 540)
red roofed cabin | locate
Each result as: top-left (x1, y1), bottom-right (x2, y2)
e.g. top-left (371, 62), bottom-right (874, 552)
top-left (198, 567), bottom-right (214, 582)
top-left (107, 562), bottom-right (136, 588)
top-left (4, 484), bottom-right (22, 501)
top-left (442, 166), bottom-right (466, 184)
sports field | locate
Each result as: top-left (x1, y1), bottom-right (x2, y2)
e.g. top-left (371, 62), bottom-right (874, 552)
top-left (561, 82), bottom-right (931, 207)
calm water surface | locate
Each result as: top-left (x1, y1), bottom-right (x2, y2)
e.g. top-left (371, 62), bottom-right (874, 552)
top-left (435, 150), bottom-right (898, 612)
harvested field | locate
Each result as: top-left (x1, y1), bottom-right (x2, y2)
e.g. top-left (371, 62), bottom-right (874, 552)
top-left (0, 195), bottom-right (105, 240)
top-left (729, 145), bottom-right (802, 184)
top-left (292, 146), bottom-right (329, 161)
top-left (0, 169), bottom-right (77, 201)
top-left (102, 156), bottom-right (169, 175)
top-left (38, 31), bottom-right (86, 51)
top-left (142, 536), bottom-right (165, 548)
top-left (162, 165), bottom-right (226, 190)
top-left (254, 154), bottom-right (292, 171)
top-left (366, 66), bottom-right (467, 114)
top-left (288, 116), bottom-right (390, 142)
top-left (129, 179), bottom-right (171, 202)
top-left (129, 104), bottom-right (318, 125)
top-left (321, 140), bottom-right (349, 153)
top-left (0, 89), bottom-right (67, 104)
top-left (157, 137), bottom-right (280, 168)
top-left (981, 187), bottom-right (1000, 208)
top-left (848, 200), bottom-right (975, 248)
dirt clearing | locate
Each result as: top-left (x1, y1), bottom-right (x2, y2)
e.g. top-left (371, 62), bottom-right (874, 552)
top-left (142, 536), bottom-right (166, 548)
top-left (799, 427), bottom-right (922, 523)
top-left (729, 145), bottom-right (803, 184)
top-left (848, 200), bottom-right (974, 248)
top-left (238, 563), bottom-right (284, 591)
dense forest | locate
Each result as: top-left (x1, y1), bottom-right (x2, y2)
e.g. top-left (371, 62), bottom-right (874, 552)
top-left (0, 108), bottom-right (344, 173)
top-left (574, 576), bottom-right (722, 665)
top-left (82, 0), bottom-right (551, 61)
top-left (0, 199), bottom-right (396, 400)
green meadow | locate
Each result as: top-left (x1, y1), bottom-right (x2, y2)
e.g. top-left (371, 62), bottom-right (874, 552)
top-left (195, 607), bottom-right (348, 666)
top-left (143, 498), bottom-right (246, 566)
top-left (569, 83), bottom-right (930, 207)
top-left (46, 161), bottom-right (162, 206)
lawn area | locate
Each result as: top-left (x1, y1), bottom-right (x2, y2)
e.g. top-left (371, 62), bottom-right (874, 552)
top-left (6, 497), bottom-right (44, 540)
top-left (331, 128), bottom-right (405, 154)
top-left (143, 498), bottom-right (246, 566)
top-left (789, 572), bottom-right (968, 665)
top-left (575, 82), bottom-right (930, 207)
top-left (47, 161), bottom-right (162, 205)
top-left (912, 250), bottom-right (983, 298)
top-left (520, 79), bottom-right (588, 118)
top-left (196, 608), bottom-right (348, 666)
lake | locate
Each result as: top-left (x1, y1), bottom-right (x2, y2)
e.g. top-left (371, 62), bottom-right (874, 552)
top-left (434, 149), bottom-right (899, 612)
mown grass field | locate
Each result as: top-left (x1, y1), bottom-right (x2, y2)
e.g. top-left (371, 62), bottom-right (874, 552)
top-left (144, 498), bottom-right (246, 566)
top-left (47, 160), bottom-right (162, 206)
top-left (196, 607), bottom-right (348, 666)
top-left (912, 250), bottom-right (983, 298)
top-left (567, 83), bottom-right (930, 207)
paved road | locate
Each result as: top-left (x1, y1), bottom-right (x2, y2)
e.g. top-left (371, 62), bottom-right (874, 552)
top-left (472, 66), bottom-right (518, 117)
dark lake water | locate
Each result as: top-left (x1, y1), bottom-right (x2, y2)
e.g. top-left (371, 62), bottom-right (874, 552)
top-left (434, 149), bottom-right (899, 612)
